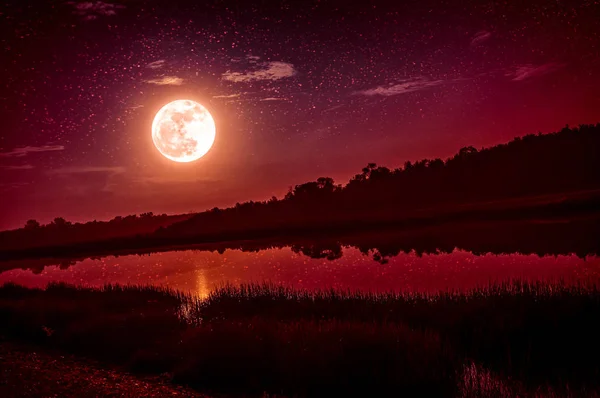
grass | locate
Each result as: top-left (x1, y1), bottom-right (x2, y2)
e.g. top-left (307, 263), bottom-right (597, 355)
top-left (1, 281), bottom-right (600, 396)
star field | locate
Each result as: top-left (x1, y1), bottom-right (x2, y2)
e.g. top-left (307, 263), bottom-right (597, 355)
top-left (1, 0), bottom-right (600, 229)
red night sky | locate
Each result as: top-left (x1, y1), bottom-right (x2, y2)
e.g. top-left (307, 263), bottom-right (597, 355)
top-left (1, 0), bottom-right (600, 230)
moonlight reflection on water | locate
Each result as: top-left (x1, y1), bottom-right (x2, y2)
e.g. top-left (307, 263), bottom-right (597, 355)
top-left (0, 247), bottom-right (598, 296)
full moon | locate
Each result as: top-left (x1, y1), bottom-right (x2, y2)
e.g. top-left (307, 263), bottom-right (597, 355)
top-left (151, 100), bottom-right (216, 162)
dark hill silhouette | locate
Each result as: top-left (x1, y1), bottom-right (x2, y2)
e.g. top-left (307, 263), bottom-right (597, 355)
top-left (1, 123), bottom-right (599, 260)
top-left (162, 123), bottom-right (600, 238)
top-left (0, 213), bottom-right (192, 253)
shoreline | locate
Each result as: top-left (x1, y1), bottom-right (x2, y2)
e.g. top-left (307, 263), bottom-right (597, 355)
top-left (1, 281), bottom-right (599, 397)
top-left (2, 194), bottom-right (600, 263)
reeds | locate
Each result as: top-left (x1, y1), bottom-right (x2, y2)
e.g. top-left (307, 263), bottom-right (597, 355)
top-left (1, 280), bottom-right (599, 397)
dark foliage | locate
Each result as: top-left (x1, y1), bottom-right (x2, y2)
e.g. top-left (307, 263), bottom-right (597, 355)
top-left (1, 281), bottom-right (600, 396)
top-left (199, 282), bottom-right (600, 389)
top-left (2, 215), bottom-right (599, 274)
top-left (173, 319), bottom-right (456, 396)
top-left (1, 124), bottom-right (599, 260)
top-left (0, 213), bottom-right (192, 252)
top-left (164, 124), bottom-right (600, 238)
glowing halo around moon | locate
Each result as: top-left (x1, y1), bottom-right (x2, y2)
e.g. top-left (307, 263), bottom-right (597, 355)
top-left (151, 100), bottom-right (216, 162)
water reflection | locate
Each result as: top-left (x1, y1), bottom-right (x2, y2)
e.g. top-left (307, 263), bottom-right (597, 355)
top-left (2, 220), bottom-right (600, 294)
top-left (0, 247), bottom-right (598, 295)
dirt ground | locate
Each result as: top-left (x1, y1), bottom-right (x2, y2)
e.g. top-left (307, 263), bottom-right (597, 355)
top-left (0, 341), bottom-right (207, 398)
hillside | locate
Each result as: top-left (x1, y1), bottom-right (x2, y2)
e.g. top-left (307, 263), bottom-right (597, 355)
top-left (0, 213), bottom-right (192, 252)
top-left (162, 124), bottom-right (600, 238)
top-left (1, 124), bottom-right (599, 257)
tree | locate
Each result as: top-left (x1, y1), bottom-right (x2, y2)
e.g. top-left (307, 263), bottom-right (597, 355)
top-left (458, 146), bottom-right (478, 157)
top-left (362, 163), bottom-right (377, 175)
top-left (429, 158), bottom-right (444, 169)
top-left (316, 177), bottom-right (336, 192)
top-left (24, 219), bottom-right (40, 229)
top-left (51, 217), bottom-right (71, 228)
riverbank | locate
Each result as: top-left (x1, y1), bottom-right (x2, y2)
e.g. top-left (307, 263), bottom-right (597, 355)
top-left (1, 189), bottom-right (599, 263)
top-left (0, 340), bottom-right (207, 397)
top-left (1, 281), bottom-right (600, 396)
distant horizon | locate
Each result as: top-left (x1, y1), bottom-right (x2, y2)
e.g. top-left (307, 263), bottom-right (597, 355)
top-left (2, 2), bottom-right (600, 397)
top-left (3, 0), bottom-right (600, 231)
top-left (3, 122), bottom-right (597, 231)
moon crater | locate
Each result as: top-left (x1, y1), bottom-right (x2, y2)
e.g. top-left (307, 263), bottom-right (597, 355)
top-left (152, 100), bottom-right (216, 162)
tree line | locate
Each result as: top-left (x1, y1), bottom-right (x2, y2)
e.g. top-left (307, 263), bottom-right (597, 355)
top-left (164, 123), bottom-right (600, 237)
top-left (2, 123), bottom-right (599, 251)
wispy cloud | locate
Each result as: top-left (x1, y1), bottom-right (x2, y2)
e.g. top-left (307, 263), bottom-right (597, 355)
top-left (0, 182), bottom-right (29, 192)
top-left (134, 174), bottom-right (219, 185)
top-left (507, 63), bottom-right (564, 81)
top-left (46, 166), bottom-right (126, 194)
top-left (47, 166), bottom-right (126, 175)
top-left (212, 92), bottom-right (289, 103)
top-left (322, 104), bottom-right (345, 113)
top-left (0, 164), bottom-right (34, 170)
top-left (212, 93), bottom-right (241, 99)
top-left (0, 145), bottom-right (64, 158)
top-left (144, 76), bottom-right (184, 86)
top-left (471, 30), bottom-right (492, 46)
top-left (260, 97), bottom-right (288, 102)
top-left (146, 60), bottom-right (166, 69)
top-left (223, 61), bottom-right (297, 83)
top-left (68, 1), bottom-right (124, 20)
top-left (355, 77), bottom-right (445, 97)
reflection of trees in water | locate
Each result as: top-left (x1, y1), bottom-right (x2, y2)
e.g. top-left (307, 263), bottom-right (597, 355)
top-left (12, 259), bottom-right (77, 275)
top-left (2, 218), bottom-right (600, 274)
top-left (291, 243), bottom-right (343, 261)
top-left (58, 260), bottom-right (76, 270)
top-left (349, 219), bottom-right (600, 263)
top-left (284, 219), bottom-right (600, 263)
top-left (3, 124), bottom-right (600, 272)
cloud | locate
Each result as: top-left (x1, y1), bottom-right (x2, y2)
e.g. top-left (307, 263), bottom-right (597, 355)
top-left (260, 97), bottom-right (288, 102)
top-left (355, 77), bottom-right (445, 97)
top-left (46, 166), bottom-right (126, 194)
top-left (0, 182), bottom-right (29, 192)
top-left (223, 61), bottom-right (297, 83)
top-left (134, 175), bottom-right (219, 186)
top-left (212, 92), bottom-right (288, 103)
top-left (146, 60), bottom-right (166, 69)
top-left (323, 104), bottom-right (345, 113)
top-left (0, 164), bottom-right (34, 170)
top-left (470, 31), bottom-right (492, 46)
top-left (144, 76), bottom-right (184, 86)
top-left (47, 166), bottom-right (126, 175)
top-left (69, 1), bottom-right (124, 20)
top-left (0, 145), bottom-right (65, 158)
top-left (212, 93), bottom-right (241, 99)
top-left (507, 63), bottom-right (564, 81)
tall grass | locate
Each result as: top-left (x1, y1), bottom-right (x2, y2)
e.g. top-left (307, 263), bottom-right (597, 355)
top-left (196, 281), bottom-right (600, 389)
top-left (1, 280), bottom-right (599, 396)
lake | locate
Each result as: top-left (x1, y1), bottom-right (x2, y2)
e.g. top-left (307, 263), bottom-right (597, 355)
top-left (1, 245), bottom-right (598, 297)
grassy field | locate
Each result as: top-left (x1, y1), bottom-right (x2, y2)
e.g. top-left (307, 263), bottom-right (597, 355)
top-left (1, 281), bottom-right (599, 397)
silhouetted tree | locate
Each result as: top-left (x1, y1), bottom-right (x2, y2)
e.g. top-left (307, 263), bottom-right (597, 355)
top-left (51, 217), bottom-right (71, 228)
top-left (24, 219), bottom-right (40, 230)
top-left (3, 124), bottom-right (600, 254)
top-left (162, 124), bottom-right (600, 240)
